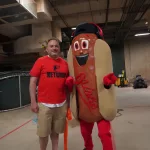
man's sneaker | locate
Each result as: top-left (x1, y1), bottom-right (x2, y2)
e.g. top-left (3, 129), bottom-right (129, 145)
top-left (83, 148), bottom-right (86, 150)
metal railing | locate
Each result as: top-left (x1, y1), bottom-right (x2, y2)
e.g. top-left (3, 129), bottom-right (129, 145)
top-left (0, 71), bottom-right (30, 112)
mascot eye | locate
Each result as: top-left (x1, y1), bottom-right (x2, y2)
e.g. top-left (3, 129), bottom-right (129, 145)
top-left (81, 40), bottom-right (88, 49)
top-left (74, 41), bottom-right (80, 51)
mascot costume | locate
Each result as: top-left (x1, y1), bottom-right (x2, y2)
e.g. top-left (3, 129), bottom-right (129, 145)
top-left (66, 22), bottom-right (117, 150)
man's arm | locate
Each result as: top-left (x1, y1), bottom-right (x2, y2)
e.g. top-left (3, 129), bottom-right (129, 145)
top-left (29, 76), bottom-right (39, 113)
top-left (29, 58), bottom-right (42, 113)
top-left (29, 76), bottom-right (38, 103)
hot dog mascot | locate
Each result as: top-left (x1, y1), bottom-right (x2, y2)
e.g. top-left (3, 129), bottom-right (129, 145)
top-left (67, 22), bottom-right (117, 150)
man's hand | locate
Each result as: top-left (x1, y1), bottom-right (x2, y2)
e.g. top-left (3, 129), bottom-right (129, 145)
top-left (31, 101), bottom-right (39, 113)
top-left (103, 73), bottom-right (117, 86)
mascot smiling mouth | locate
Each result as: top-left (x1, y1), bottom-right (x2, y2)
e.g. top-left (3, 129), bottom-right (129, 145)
top-left (76, 54), bottom-right (89, 66)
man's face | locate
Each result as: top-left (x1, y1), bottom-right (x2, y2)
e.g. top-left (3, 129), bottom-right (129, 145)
top-left (46, 40), bottom-right (60, 58)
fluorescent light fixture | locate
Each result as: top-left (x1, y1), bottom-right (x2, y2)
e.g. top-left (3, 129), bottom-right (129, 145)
top-left (71, 27), bottom-right (76, 30)
top-left (135, 33), bottom-right (150, 36)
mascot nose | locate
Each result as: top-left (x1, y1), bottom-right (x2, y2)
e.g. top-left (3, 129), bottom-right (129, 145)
top-left (80, 50), bottom-right (83, 54)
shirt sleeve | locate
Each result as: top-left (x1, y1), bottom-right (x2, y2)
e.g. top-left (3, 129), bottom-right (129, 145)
top-left (30, 58), bottom-right (42, 77)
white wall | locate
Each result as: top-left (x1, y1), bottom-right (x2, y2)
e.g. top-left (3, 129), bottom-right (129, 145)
top-left (124, 36), bottom-right (150, 80)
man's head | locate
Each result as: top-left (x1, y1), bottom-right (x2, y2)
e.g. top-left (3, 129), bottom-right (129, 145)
top-left (46, 37), bottom-right (60, 58)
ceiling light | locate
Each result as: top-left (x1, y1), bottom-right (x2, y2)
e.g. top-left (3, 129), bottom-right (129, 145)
top-left (135, 33), bottom-right (150, 36)
top-left (71, 27), bottom-right (76, 30)
top-left (145, 21), bottom-right (148, 25)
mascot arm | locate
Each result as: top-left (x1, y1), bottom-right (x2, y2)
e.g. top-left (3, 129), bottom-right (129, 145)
top-left (65, 76), bottom-right (75, 93)
top-left (103, 73), bottom-right (117, 89)
top-left (104, 84), bottom-right (111, 89)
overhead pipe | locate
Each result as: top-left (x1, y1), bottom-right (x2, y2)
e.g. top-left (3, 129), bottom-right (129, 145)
top-left (88, 0), bottom-right (94, 22)
top-left (48, 0), bottom-right (69, 28)
top-left (123, 0), bottom-right (145, 27)
top-left (113, 0), bottom-right (146, 44)
top-left (120, 0), bottom-right (128, 22)
top-left (112, 0), bottom-right (132, 43)
top-left (135, 1), bottom-right (150, 23)
top-left (124, 0), bottom-right (147, 40)
top-left (105, 0), bottom-right (110, 28)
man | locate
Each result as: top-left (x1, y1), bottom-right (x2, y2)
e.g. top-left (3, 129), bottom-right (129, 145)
top-left (29, 37), bottom-right (73, 150)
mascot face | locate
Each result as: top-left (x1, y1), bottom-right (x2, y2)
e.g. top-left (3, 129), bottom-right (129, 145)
top-left (71, 33), bottom-right (100, 117)
top-left (71, 33), bottom-right (97, 66)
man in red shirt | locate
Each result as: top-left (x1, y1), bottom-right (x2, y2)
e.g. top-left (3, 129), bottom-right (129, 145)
top-left (29, 37), bottom-right (73, 150)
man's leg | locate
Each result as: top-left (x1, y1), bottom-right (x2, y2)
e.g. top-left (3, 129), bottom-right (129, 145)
top-left (37, 103), bottom-right (53, 150)
top-left (97, 120), bottom-right (116, 150)
top-left (80, 119), bottom-right (94, 150)
top-left (39, 137), bottom-right (49, 150)
top-left (50, 132), bottom-right (59, 150)
top-left (52, 103), bottom-right (67, 150)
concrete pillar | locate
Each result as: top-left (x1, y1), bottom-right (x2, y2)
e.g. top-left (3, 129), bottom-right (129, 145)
top-left (147, 19), bottom-right (150, 29)
top-left (144, 10), bottom-right (150, 29)
top-left (0, 45), bottom-right (4, 54)
top-left (51, 22), bottom-right (62, 42)
top-left (14, 22), bottom-right (52, 54)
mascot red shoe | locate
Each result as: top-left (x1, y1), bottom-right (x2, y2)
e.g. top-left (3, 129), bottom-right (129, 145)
top-left (67, 22), bottom-right (117, 150)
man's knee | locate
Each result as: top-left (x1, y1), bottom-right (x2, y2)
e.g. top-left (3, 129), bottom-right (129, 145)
top-left (50, 132), bottom-right (59, 138)
top-left (37, 104), bottom-right (52, 137)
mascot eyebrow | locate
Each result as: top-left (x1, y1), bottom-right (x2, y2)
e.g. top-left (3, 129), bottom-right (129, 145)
top-left (86, 34), bottom-right (90, 38)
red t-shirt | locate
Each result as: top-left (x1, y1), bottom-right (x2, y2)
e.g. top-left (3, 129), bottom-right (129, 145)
top-left (30, 56), bottom-right (69, 104)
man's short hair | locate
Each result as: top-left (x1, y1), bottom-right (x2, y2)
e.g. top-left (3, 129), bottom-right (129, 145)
top-left (47, 37), bottom-right (60, 45)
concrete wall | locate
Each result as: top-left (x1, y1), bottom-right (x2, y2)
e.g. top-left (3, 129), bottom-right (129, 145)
top-left (124, 36), bottom-right (150, 80)
top-left (51, 22), bottom-right (62, 42)
top-left (14, 22), bottom-right (52, 54)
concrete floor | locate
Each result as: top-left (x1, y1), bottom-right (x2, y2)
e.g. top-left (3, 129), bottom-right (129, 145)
top-left (0, 87), bottom-right (150, 150)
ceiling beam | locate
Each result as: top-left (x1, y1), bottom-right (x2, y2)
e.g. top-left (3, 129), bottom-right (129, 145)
top-left (53, 8), bottom-right (121, 20)
top-left (49, 0), bottom-right (98, 6)
top-left (52, 5), bottom-right (150, 20)
top-left (112, 0), bottom-right (149, 44)
top-left (0, 3), bottom-right (19, 9)
top-left (124, 0), bottom-right (148, 40)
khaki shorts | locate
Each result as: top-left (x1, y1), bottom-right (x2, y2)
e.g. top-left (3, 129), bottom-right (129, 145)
top-left (37, 102), bottom-right (67, 137)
